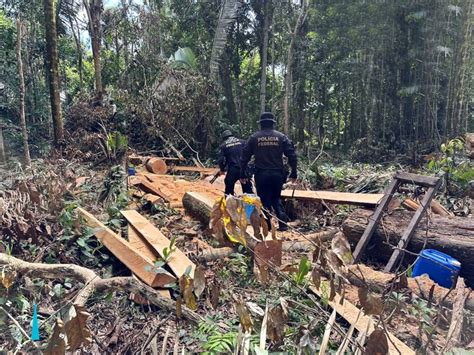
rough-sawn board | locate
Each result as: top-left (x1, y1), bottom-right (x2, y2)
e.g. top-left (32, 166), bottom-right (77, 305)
top-left (281, 190), bottom-right (384, 206)
top-left (121, 210), bottom-right (196, 278)
top-left (77, 207), bottom-right (176, 287)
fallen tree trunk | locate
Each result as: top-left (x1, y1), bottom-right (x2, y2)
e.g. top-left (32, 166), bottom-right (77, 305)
top-left (342, 209), bottom-right (474, 285)
top-left (347, 265), bottom-right (474, 311)
top-left (183, 191), bottom-right (336, 250)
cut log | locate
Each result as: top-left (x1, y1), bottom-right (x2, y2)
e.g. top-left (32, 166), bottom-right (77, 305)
top-left (346, 265), bottom-right (474, 311)
top-left (183, 191), bottom-right (335, 252)
top-left (182, 191), bottom-right (217, 225)
top-left (76, 208), bottom-right (176, 287)
top-left (309, 282), bottom-right (415, 355)
top-left (145, 158), bottom-right (168, 174)
top-left (281, 190), bottom-right (384, 206)
top-left (342, 209), bottom-right (474, 285)
top-left (402, 197), bottom-right (452, 217)
top-left (121, 210), bottom-right (196, 278)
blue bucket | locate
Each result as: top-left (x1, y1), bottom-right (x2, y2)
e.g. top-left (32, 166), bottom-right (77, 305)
top-left (128, 166), bottom-right (136, 176)
top-left (412, 249), bottom-right (461, 288)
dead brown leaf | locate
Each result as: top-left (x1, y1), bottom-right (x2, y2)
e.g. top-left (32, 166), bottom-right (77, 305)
top-left (176, 296), bottom-right (183, 318)
top-left (311, 267), bottom-right (321, 290)
top-left (44, 319), bottom-right (66, 355)
top-left (312, 244), bottom-right (321, 263)
top-left (364, 328), bottom-right (388, 355)
top-left (358, 287), bottom-right (384, 316)
top-left (249, 208), bottom-right (263, 240)
top-left (64, 305), bottom-right (92, 352)
top-left (209, 282), bottom-right (220, 310)
top-left (236, 299), bottom-right (254, 332)
top-left (326, 250), bottom-right (347, 279)
top-left (329, 278), bottom-right (336, 301)
top-left (267, 302), bottom-right (288, 343)
top-left (179, 275), bottom-right (197, 310)
top-left (0, 267), bottom-right (16, 289)
top-left (193, 266), bottom-right (206, 299)
top-left (331, 232), bottom-right (353, 265)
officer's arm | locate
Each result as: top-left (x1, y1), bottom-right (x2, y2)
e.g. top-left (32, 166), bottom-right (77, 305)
top-left (240, 138), bottom-right (253, 178)
top-left (283, 136), bottom-right (298, 179)
top-left (217, 145), bottom-right (226, 171)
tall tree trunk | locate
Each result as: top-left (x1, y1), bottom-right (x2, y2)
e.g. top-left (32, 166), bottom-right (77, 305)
top-left (84, 0), bottom-right (103, 95)
top-left (43, 0), bottom-right (64, 146)
top-left (220, 49), bottom-right (237, 124)
top-left (283, 2), bottom-right (307, 135)
top-left (16, 19), bottom-right (31, 167)
top-left (259, 0), bottom-right (271, 113)
top-left (68, 15), bottom-right (83, 90)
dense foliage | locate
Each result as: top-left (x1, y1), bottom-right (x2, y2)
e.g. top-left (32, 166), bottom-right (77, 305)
top-left (0, 0), bottom-right (472, 160)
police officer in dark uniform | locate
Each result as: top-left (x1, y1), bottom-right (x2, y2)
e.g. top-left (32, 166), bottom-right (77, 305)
top-left (218, 130), bottom-right (253, 196)
top-left (240, 112), bottom-right (297, 231)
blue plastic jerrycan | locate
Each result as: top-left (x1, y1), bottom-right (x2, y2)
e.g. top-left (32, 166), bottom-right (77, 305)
top-left (412, 249), bottom-right (461, 289)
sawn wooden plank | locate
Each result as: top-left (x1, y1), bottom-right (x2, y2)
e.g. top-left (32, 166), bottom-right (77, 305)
top-left (77, 207), bottom-right (176, 287)
top-left (281, 189), bottom-right (384, 206)
top-left (309, 283), bottom-right (415, 355)
top-left (121, 210), bottom-right (196, 278)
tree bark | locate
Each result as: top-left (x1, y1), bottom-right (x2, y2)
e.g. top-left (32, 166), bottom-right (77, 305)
top-left (84, 0), bottom-right (103, 95)
top-left (0, 253), bottom-right (205, 325)
top-left (342, 209), bottom-right (474, 285)
top-left (68, 14), bottom-right (83, 90)
top-left (16, 19), bottom-right (31, 167)
top-left (43, 0), bottom-right (64, 146)
top-left (259, 0), bottom-right (271, 113)
top-left (220, 49), bottom-right (237, 124)
top-left (283, 1), bottom-right (307, 135)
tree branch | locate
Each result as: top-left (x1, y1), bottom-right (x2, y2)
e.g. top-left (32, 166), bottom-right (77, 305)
top-left (0, 253), bottom-right (204, 325)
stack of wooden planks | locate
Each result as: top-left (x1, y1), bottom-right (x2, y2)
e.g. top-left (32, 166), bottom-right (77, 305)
top-left (77, 208), bottom-right (196, 299)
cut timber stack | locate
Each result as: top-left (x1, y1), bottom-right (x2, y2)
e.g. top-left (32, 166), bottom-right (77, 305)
top-left (343, 209), bottom-right (474, 285)
top-left (122, 210), bottom-right (196, 278)
top-left (77, 208), bottom-right (176, 287)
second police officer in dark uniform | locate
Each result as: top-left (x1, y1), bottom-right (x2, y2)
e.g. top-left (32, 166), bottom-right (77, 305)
top-left (218, 130), bottom-right (253, 196)
top-left (240, 112), bottom-right (297, 231)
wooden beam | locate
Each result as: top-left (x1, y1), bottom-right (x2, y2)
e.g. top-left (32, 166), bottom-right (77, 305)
top-left (128, 225), bottom-right (158, 261)
top-left (352, 179), bottom-right (400, 263)
top-left (170, 166), bottom-right (218, 174)
top-left (136, 177), bottom-right (170, 202)
top-left (384, 178), bottom-right (442, 272)
top-left (76, 208), bottom-right (176, 287)
top-left (121, 210), bottom-right (196, 278)
top-left (309, 282), bottom-right (415, 355)
top-left (281, 190), bottom-right (384, 206)
top-left (394, 171), bottom-right (439, 187)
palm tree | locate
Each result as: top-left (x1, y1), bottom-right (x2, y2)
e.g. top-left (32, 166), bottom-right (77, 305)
top-left (209, 0), bottom-right (242, 82)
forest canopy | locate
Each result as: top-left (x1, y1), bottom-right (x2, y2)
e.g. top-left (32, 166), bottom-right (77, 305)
top-left (0, 0), bottom-right (472, 162)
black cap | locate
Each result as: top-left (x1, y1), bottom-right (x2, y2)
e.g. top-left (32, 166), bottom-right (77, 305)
top-left (222, 130), bottom-right (233, 139)
top-left (259, 112), bottom-right (276, 123)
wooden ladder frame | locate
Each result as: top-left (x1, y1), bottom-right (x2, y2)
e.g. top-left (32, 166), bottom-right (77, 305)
top-left (352, 171), bottom-right (442, 272)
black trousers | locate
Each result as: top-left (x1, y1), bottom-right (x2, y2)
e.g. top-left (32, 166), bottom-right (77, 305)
top-left (255, 169), bottom-right (288, 228)
top-left (225, 167), bottom-right (253, 195)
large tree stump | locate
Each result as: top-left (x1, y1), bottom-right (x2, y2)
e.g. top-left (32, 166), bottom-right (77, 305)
top-left (342, 209), bottom-right (474, 285)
